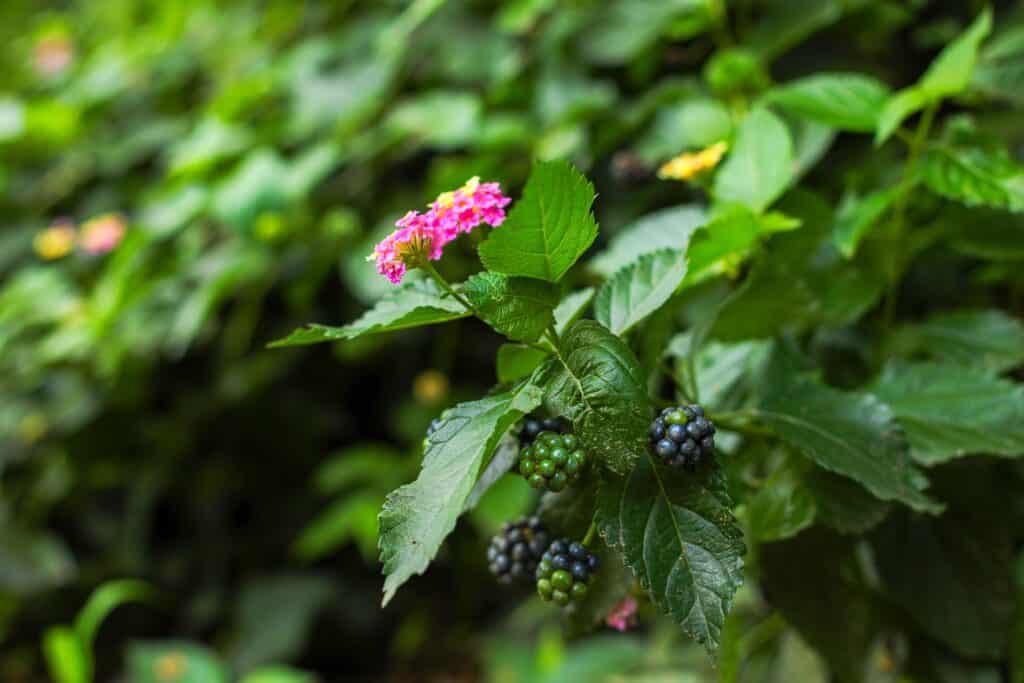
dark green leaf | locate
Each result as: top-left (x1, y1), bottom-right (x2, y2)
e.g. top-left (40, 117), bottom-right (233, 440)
top-left (379, 380), bottom-right (544, 604)
top-left (891, 308), bottom-right (1024, 373)
top-left (922, 142), bottom-right (1024, 213)
top-left (590, 205), bottom-right (707, 278)
top-left (832, 185), bottom-right (903, 258)
top-left (478, 160), bottom-right (598, 282)
top-left (714, 107), bottom-right (794, 212)
top-left (496, 344), bottom-right (549, 384)
top-left (463, 272), bottom-right (559, 343)
top-left (594, 249), bottom-right (688, 335)
top-left (766, 73), bottom-right (890, 132)
top-left (746, 458), bottom-right (816, 542)
top-left (598, 456), bottom-right (745, 654)
top-left (804, 470), bottom-right (890, 535)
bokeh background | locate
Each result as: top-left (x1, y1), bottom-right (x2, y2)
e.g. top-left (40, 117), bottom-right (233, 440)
top-left (2, 1), bottom-right (1023, 682)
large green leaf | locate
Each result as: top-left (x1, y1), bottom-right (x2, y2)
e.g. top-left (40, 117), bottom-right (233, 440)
top-left (379, 380), bottom-right (543, 605)
top-left (890, 308), bottom-right (1024, 373)
top-left (496, 344), bottom-right (548, 384)
top-left (478, 160), bottom-right (598, 282)
top-left (462, 272), bottom-right (559, 343)
top-left (598, 455), bottom-right (745, 654)
top-left (921, 142), bottom-right (1024, 213)
top-left (713, 107), bottom-right (794, 212)
top-left (872, 510), bottom-right (1013, 659)
top-left (870, 362), bottom-right (1024, 465)
top-left (590, 205), bottom-right (707, 278)
top-left (804, 470), bottom-right (889, 535)
top-left (753, 351), bottom-right (939, 512)
top-left (766, 73), bottom-right (890, 132)
top-left (594, 249), bottom-right (688, 336)
top-left (269, 279), bottom-right (470, 347)
top-left (541, 320), bottom-right (649, 475)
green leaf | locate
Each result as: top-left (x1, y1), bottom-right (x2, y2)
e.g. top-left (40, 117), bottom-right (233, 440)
top-left (872, 510), bottom-right (1013, 659)
top-left (753, 350), bottom-right (939, 512)
top-left (386, 91), bottom-right (482, 148)
top-left (746, 458), bottom-right (816, 542)
top-left (804, 470), bottom-right (889, 535)
top-left (463, 272), bottom-right (559, 343)
top-left (682, 205), bottom-right (762, 286)
top-left (74, 579), bottom-right (152, 648)
top-left (127, 641), bottom-right (229, 683)
top-left (713, 107), bottom-right (794, 212)
top-left (972, 23), bottom-right (1024, 106)
top-left (464, 436), bottom-right (521, 511)
top-left (496, 344), bottom-right (549, 384)
top-left (379, 380), bottom-right (543, 605)
top-left (766, 73), bottom-right (890, 132)
top-left (635, 100), bottom-right (733, 163)
top-left (709, 254), bottom-right (819, 341)
top-left (869, 362), bottom-right (1024, 465)
top-left (553, 288), bottom-right (595, 335)
top-left (565, 539), bottom-right (633, 635)
top-left (594, 249), bottom-right (688, 336)
top-left (239, 667), bottom-right (317, 683)
top-left (269, 279), bottom-right (470, 347)
top-left (0, 527), bottom-right (76, 595)
top-left (43, 627), bottom-right (90, 683)
top-left (891, 308), bottom-right (1024, 373)
top-left (832, 185), bottom-right (903, 258)
top-left (478, 160), bottom-right (598, 282)
top-left (921, 142), bottom-right (1024, 213)
top-left (875, 86), bottom-right (929, 145)
top-left (541, 320), bottom-right (649, 475)
top-left (590, 205), bottom-right (707, 278)
top-left (598, 456), bottom-right (745, 655)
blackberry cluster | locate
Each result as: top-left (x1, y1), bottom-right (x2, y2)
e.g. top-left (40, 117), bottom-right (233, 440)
top-left (487, 517), bottom-right (550, 584)
top-left (517, 431), bottom-right (587, 492)
top-left (536, 539), bottom-right (599, 606)
top-left (649, 404), bottom-right (716, 468)
top-left (519, 415), bottom-right (569, 447)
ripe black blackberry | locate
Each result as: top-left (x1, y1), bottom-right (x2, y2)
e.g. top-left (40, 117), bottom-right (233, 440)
top-left (519, 415), bottom-right (570, 447)
top-left (517, 431), bottom-right (587, 492)
top-left (535, 539), bottom-right (600, 606)
top-left (487, 517), bottom-right (550, 584)
top-left (649, 404), bottom-right (716, 469)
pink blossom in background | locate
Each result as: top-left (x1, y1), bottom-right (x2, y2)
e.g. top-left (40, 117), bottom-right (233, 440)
top-left (34, 35), bottom-right (74, 76)
top-left (605, 595), bottom-right (638, 632)
top-left (79, 213), bottom-right (126, 255)
top-left (370, 177), bottom-right (511, 284)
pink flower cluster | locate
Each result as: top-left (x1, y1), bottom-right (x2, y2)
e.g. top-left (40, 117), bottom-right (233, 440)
top-left (605, 595), bottom-right (638, 632)
top-left (370, 177), bottom-right (511, 284)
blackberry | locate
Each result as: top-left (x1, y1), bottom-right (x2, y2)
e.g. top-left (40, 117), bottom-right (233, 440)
top-left (649, 404), bottom-right (716, 469)
top-left (487, 517), bottom-right (550, 584)
top-left (517, 431), bottom-right (587, 492)
top-left (535, 538), bottom-right (600, 606)
top-left (519, 415), bottom-right (570, 447)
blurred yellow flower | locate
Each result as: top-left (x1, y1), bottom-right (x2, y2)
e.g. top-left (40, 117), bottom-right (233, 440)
top-left (413, 369), bottom-right (449, 404)
top-left (657, 141), bottom-right (729, 182)
top-left (154, 652), bottom-right (187, 680)
top-left (79, 213), bottom-right (126, 254)
top-left (33, 221), bottom-right (76, 260)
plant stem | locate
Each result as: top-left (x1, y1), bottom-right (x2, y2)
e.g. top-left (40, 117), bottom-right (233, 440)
top-left (419, 261), bottom-right (475, 313)
top-left (582, 518), bottom-right (598, 547)
top-left (544, 322), bottom-right (561, 349)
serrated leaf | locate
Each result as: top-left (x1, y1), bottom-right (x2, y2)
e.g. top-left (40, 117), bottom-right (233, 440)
top-left (921, 142), bottom-right (1024, 213)
top-left (832, 185), bottom-right (903, 258)
top-left (541, 320), bottom-right (649, 475)
top-left (892, 308), bottom-right (1024, 372)
top-left (753, 351), bottom-right (940, 512)
top-left (766, 73), bottom-right (890, 132)
top-left (379, 380), bottom-right (543, 605)
top-left (598, 456), bottom-right (745, 655)
top-left (594, 249), bottom-right (688, 335)
top-left (590, 205), bottom-right (708, 277)
top-left (869, 362), bottom-right (1024, 465)
top-left (496, 344), bottom-right (549, 384)
top-left (478, 160), bottom-right (598, 282)
top-left (804, 469), bottom-right (890, 535)
top-left (463, 272), bottom-right (559, 343)
top-left (713, 107), bottom-right (794, 212)
top-left (270, 279), bottom-right (469, 347)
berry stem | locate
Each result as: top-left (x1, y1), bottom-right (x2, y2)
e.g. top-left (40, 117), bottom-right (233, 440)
top-left (419, 261), bottom-right (476, 313)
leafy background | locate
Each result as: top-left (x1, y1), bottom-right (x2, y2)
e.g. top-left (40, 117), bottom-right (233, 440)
top-left (3, 0), bottom-right (1024, 681)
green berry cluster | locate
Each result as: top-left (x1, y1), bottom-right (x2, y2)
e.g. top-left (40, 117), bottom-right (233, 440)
top-left (535, 539), bottom-right (599, 606)
top-left (517, 430), bottom-right (587, 492)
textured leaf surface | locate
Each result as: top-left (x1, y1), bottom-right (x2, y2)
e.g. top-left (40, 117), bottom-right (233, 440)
top-left (598, 456), bottom-right (745, 654)
top-left (870, 362), bottom-right (1024, 464)
top-left (713, 107), bottom-right (794, 212)
top-left (590, 205), bottom-right (707, 277)
top-left (270, 279), bottom-right (469, 347)
top-left (541, 320), bottom-right (649, 475)
top-left (767, 73), bottom-right (890, 132)
top-left (594, 249), bottom-right (688, 335)
top-left (379, 381), bottom-right (543, 605)
top-left (478, 160), bottom-right (598, 282)
top-left (892, 308), bottom-right (1024, 372)
top-left (463, 272), bottom-right (558, 342)
top-left (921, 143), bottom-right (1024, 213)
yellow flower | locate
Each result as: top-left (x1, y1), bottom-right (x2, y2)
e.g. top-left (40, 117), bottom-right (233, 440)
top-left (657, 141), bottom-right (729, 182)
top-left (33, 222), bottom-right (76, 260)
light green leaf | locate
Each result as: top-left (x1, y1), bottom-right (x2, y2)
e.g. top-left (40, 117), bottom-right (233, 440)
top-left (832, 185), bottom-right (903, 258)
top-left (386, 91), bottom-right (482, 148)
top-left (269, 280), bottom-right (470, 347)
top-left (127, 641), bottom-right (229, 683)
top-left (239, 667), bottom-right (317, 683)
top-left (891, 308), bottom-right (1024, 373)
top-left (590, 206), bottom-right (707, 278)
top-left (682, 205), bottom-right (762, 286)
top-left (541, 320), bottom-right (649, 475)
top-left (43, 627), bottom-right (89, 683)
top-left (713, 107), bottom-right (794, 212)
top-left (594, 249), bottom-right (688, 335)
top-left (875, 86), bottom-right (929, 145)
top-left (870, 362), bottom-right (1024, 465)
top-left (496, 344), bottom-right (549, 384)
top-left (972, 23), bottom-right (1024, 106)
top-left (553, 288), bottom-right (595, 335)
top-left (921, 142), bottom-right (1024, 213)
top-left (463, 272), bottom-right (559, 343)
top-left (766, 73), bottom-right (890, 132)
top-left (746, 459), bottom-right (816, 542)
top-left (598, 456), bottom-right (745, 654)
top-left (478, 160), bottom-right (598, 282)
top-left (635, 99), bottom-right (733, 163)
top-left (379, 380), bottom-right (544, 604)
top-left (75, 579), bottom-right (152, 648)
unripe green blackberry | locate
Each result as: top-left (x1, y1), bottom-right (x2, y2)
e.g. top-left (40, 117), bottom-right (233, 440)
top-left (517, 431), bottom-right (587, 492)
top-left (649, 404), bottom-right (715, 469)
top-left (535, 539), bottom-right (600, 606)
top-left (518, 415), bottom-right (570, 447)
top-left (487, 516), bottom-right (550, 584)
